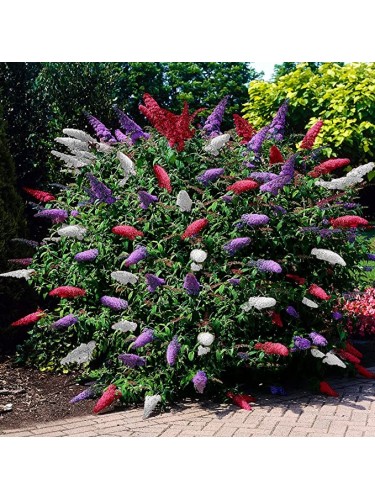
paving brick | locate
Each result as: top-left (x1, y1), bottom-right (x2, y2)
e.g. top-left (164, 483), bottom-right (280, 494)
top-left (159, 427), bottom-right (184, 437)
top-left (345, 430), bottom-right (363, 437)
top-left (271, 425), bottom-right (292, 437)
top-left (214, 426), bottom-right (238, 437)
top-left (257, 417), bottom-right (280, 430)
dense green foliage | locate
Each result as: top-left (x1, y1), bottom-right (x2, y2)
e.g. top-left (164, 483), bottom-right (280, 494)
top-left (243, 62), bottom-right (375, 164)
top-left (12, 99), bottom-right (372, 408)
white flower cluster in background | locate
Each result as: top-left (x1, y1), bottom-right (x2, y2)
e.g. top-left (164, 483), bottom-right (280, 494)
top-left (60, 341), bottom-right (96, 366)
top-left (197, 332), bottom-right (215, 347)
top-left (203, 133), bottom-right (230, 155)
top-left (241, 297), bottom-right (276, 311)
top-left (111, 271), bottom-right (138, 285)
top-left (302, 297), bottom-right (319, 308)
top-left (143, 394), bottom-right (161, 419)
top-left (310, 348), bottom-right (346, 368)
top-left (315, 161), bottom-right (374, 190)
top-left (311, 248), bottom-right (346, 266)
top-left (57, 224), bottom-right (87, 240)
top-left (62, 128), bottom-right (96, 143)
top-left (111, 320), bottom-right (138, 332)
top-left (176, 190), bottom-right (193, 212)
top-left (117, 151), bottom-right (136, 185)
top-left (0, 269), bottom-right (35, 280)
top-left (190, 249), bottom-right (207, 271)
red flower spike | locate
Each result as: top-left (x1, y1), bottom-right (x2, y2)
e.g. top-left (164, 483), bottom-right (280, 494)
top-left (269, 145), bottom-right (284, 165)
top-left (319, 381), bottom-right (339, 397)
top-left (354, 364), bottom-right (375, 379)
top-left (111, 225), bottom-right (144, 240)
top-left (233, 114), bottom-right (256, 143)
top-left (153, 164), bottom-right (172, 193)
top-left (49, 286), bottom-right (86, 299)
top-left (254, 342), bottom-right (289, 356)
top-left (11, 308), bottom-right (45, 327)
top-left (336, 349), bottom-right (361, 364)
top-left (286, 274), bottom-right (306, 285)
top-left (22, 187), bottom-right (56, 203)
top-left (93, 384), bottom-right (122, 413)
top-left (307, 158), bottom-right (350, 178)
top-left (308, 284), bottom-right (331, 301)
top-left (226, 179), bottom-right (258, 195)
top-left (345, 342), bottom-right (363, 360)
top-left (181, 218), bottom-right (209, 240)
top-left (226, 392), bottom-right (254, 411)
top-left (300, 120), bottom-right (324, 150)
top-left (330, 216), bottom-right (368, 228)
top-left (271, 311), bottom-right (283, 328)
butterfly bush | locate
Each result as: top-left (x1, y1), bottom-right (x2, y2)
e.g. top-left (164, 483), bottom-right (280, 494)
top-left (12, 93), bottom-right (374, 411)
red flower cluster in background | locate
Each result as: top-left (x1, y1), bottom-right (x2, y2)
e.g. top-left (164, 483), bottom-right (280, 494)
top-left (330, 215), bottom-right (369, 228)
top-left (227, 391), bottom-right (256, 411)
top-left (319, 381), bottom-right (339, 397)
top-left (269, 145), bottom-right (284, 165)
top-left (308, 284), bottom-right (331, 300)
top-left (254, 342), bottom-right (289, 356)
top-left (343, 288), bottom-right (375, 336)
top-left (49, 286), bottom-right (86, 299)
top-left (112, 225), bottom-right (144, 240)
top-left (93, 384), bottom-right (122, 413)
top-left (22, 187), bottom-right (56, 203)
top-left (286, 274), bottom-right (306, 285)
top-left (11, 308), bottom-right (45, 327)
top-left (308, 158), bottom-right (350, 178)
top-left (300, 120), bottom-right (324, 150)
top-left (181, 218), bottom-right (209, 240)
top-left (232, 114), bottom-right (256, 143)
top-left (226, 179), bottom-right (258, 194)
top-left (153, 164), bottom-right (172, 193)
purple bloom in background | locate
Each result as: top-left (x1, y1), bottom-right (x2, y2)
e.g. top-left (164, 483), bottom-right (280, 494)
top-left (196, 168), bottom-right (225, 186)
top-left (166, 335), bottom-right (181, 366)
top-left (51, 314), bottom-right (78, 330)
top-left (367, 254), bottom-right (375, 261)
top-left (8, 257), bottom-right (33, 266)
top-left (49, 183), bottom-right (69, 191)
top-left (69, 387), bottom-right (94, 404)
top-left (271, 205), bottom-right (287, 215)
top-left (322, 218), bottom-right (330, 226)
top-left (332, 311), bottom-right (343, 320)
top-left (249, 172), bottom-right (278, 184)
top-left (124, 246), bottom-right (148, 267)
top-left (244, 162), bottom-right (256, 169)
top-left (286, 306), bottom-right (299, 318)
top-left (309, 331), bottom-right (328, 347)
top-left (247, 125), bottom-right (270, 154)
top-left (280, 154), bottom-right (296, 178)
top-left (237, 352), bottom-right (249, 360)
top-left (118, 353), bottom-right (146, 368)
top-left (260, 175), bottom-right (292, 196)
top-left (74, 249), bottom-right (99, 262)
top-left (100, 296), bottom-right (128, 311)
top-left (267, 100), bottom-right (288, 141)
top-left (223, 237), bottom-right (251, 256)
top-left (228, 277), bottom-right (240, 286)
top-left (363, 266), bottom-right (375, 272)
top-left (114, 129), bottom-right (132, 144)
top-left (11, 238), bottom-right (39, 248)
top-left (114, 105), bottom-right (150, 143)
top-left (138, 190), bottom-right (158, 209)
top-left (86, 173), bottom-right (117, 204)
top-left (34, 209), bottom-right (68, 223)
top-left (183, 273), bottom-right (201, 296)
top-left (292, 336), bottom-right (311, 350)
top-left (192, 370), bottom-right (208, 394)
top-left (84, 112), bottom-right (117, 143)
top-left (343, 202), bottom-right (360, 209)
top-left (70, 210), bottom-right (80, 217)
top-left (145, 273), bottom-right (166, 293)
top-left (221, 195), bottom-right (233, 203)
top-left (240, 213), bottom-right (270, 226)
top-left (347, 228), bottom-right (357, 243)
top-left (132, 328), bottom-right (154, 349)
top-left (253, 259), bottom-right (282, 273)
top-left (202, 96), bottom-right (229, 137)
top-left (270, 385), bottom-right (287, 396)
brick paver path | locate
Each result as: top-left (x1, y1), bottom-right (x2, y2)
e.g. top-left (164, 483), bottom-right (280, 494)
top-left (2, 371), bottom-right (375, 437)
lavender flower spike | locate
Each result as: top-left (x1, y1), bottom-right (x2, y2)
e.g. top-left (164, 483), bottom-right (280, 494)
top-left (166, 336), bottom-right (181, 366)
top-left (202, 96), bottom-right (229, 137)
top-left (249, 172), bottom-right (278, 184)
top-left (84, 112), bottom-right (117, 143)
top-left (286, 306), bottom-right (299, 318)
top-left (267, 100), bottom-right (288, 141)
top-left (192, 371), bottom-right (208, 394)
top-left (100, 296), bottom-right (128, 311)
top-left (247, 125), bottom-right (270, 155)
top-left (332, 311), bottom-right (343, 320)
top-left (240, 214), bottom-right (270, 226)
top-left (252, 259), bottom-right (282, 273)
top-left (132, 328), bottom-right (154, 349)
top-left (114, 105), bottom-right (150, 143)
top-left (138, 190), bottom-right (158, 209)
top-left (114, 129), bottom-right (132, 145)
top-left (86, 173), bottom-right (117, 204)
top-left (70, 387), bottom-right (94, 404)
top-left (124, 246), bottom-right (148, 267)
top-left (51, 314), bottom-right (78, 330)
top-left (367, 254), bottom-right (375, 261)
top-left (292, 336), bottom-right (311, 350)
top-left (183, 273), bottom-right (201, 296)
top-left (74, 249), bottom-right (99, 262)
top-left (223, 237), bottom-right (251, 256)
top-left (118, 353), bottom-right (146, 367)
top-left (196, 168), bottom-right (225, 186)
top-left (34, 209), bottom-right (68, 223)
top-left (145, 273), bottom-right (166, 293)
top-left (309, 331), bottom-right (328, 347)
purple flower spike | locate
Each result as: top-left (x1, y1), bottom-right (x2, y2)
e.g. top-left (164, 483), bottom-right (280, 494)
top-left (74, 249), bottom-right (99, 262)
top-left (196, 168), bottom-right (225, 186)
top-left (118, 353), bottom-right (146, 368)
top-left (114, 129), bottom-right (132, 145)
top-left (202, 96), bottom-right (229, 137)
top-left (240, 214), bottom-right (270, 226)
top-left (132, 328), bottom-right (154, 349)
top-left (86, 173), bottom-right (117, 204)
top-left (223, 237), bottom-right (251, 256)
top-left (124, 246), bottom-right (148, 267)
top-left (221, 195), bottom-right (233, 203)
top-left (271, 205), bottom-right (287, 215)
top-left (8, 257), bottom-right (33, 266)
top-left (253, 259), bottom-right (282, 273)
top-left (138, 190), bottom-right (158, 209)
top-left (332, 311), bottom-right (343, 320)
top-left (34, 209), bottom-right (68, 223)
top-left (367, 254), bottom-right (375, 261)
top-left (260, 175), bottom-right (291, 196)
top-left (84, 112), bottom-right (116, 143)
top-left (100, 296), bottom-right (128, 311)
top-left (247, 125), bottom-right (270, 154)
top-left (166, 335), bottom-right (181, 366)
top-left (183, 273), bottom-right (201, 296)
top-left (70, 387), bottom-right (94, 404)
top-left (114, 106), bottom-right (150, 143)
top-left (51, 314), bottom-right (78, 330)
top-left (270, 386), bottom-right (287, 396)
top-left (292, 336), bottom-right (311, 350)
top-left (11, 238), bottom-right (39, 248)
top-left (145, 273), bottom-right (166, 293)
top-left (192, 370), bottom-right (208, 394)
top-left (249, 172), bottom-right (278, 184)
top-left (286, 306), bottom-right (299, 318)
top-left (70, 210), bottom-right (79, 217)
top-left (228, 277), bottom-right (240, 286)
top-left (267, 100), bottom-right (288, 141)
top-left (309, 331), bottom-right (328, 347)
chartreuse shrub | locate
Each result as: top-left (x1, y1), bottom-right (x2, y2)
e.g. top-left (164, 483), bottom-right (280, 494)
top-left (6, 96), bottom-right (375, 415)
top-left (243, 62), bottom-right (375, 166)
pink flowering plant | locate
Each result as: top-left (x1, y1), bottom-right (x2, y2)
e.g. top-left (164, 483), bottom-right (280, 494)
top-left (9, 95), bottom-right (373, 408)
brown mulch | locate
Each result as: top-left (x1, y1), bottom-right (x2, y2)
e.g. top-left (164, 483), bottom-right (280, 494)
top-left (0, 355), bottom-right (93, 430)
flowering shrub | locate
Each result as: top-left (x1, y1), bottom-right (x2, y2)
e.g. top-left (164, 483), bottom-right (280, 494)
top-left (343, 288), bottom-right (375, 336)
top-left (7, 95), bottom-right (374, 410)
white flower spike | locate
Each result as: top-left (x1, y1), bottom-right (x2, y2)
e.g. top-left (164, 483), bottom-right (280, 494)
top-left (62, 128), bottom-right (96, 143)
top-left (190, 249), bottom-right (207, 263)
top-left (143, 394), bottom-right (161, 419)
top-left (302, 297), bottom-right (319, 308)
top-left (111, 271), bottom-right (138, 285)
top-left (111, 320), bottom-right (138, 332)
top-left (0, 269), bottom-right (35, 280)
top-left (311, 248), bottom-right (346, 266)
top-left (197, 332), bottom-right (215, 347)
top-left (60, 341), bottom-right (96, 366)
top-left (204, 133), bottom-right (230, 156)
top-left (57, 224), bottom-right (87, 240)
top-left (176, 190), bottom-right (193, 212)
